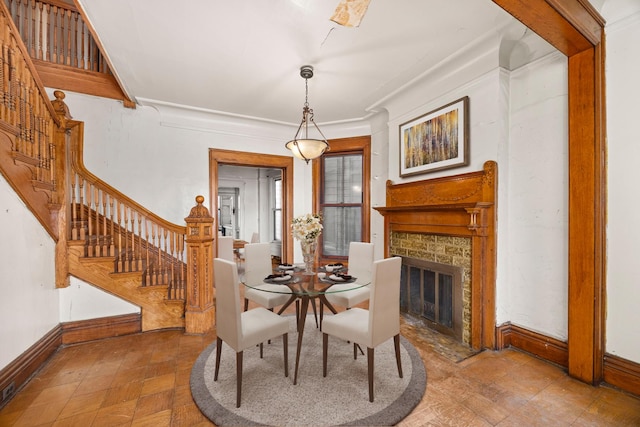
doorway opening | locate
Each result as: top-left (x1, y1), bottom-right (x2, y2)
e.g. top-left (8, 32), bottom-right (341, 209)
top-left (209, 149), bottom-right (295, 264)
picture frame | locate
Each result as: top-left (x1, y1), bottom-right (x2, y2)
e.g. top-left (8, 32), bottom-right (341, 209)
top-left (399, 96), bottom-right (469, 177)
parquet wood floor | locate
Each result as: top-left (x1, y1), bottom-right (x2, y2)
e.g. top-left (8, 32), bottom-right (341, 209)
top-left (1, 302), bottom-right (639, 426)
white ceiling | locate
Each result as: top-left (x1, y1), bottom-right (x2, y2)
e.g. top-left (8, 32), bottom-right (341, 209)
top-left (76, 0), bottom-right (557, 126)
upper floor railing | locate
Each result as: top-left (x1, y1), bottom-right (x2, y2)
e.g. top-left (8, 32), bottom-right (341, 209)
top-left (4, 0), bottom-right (109, 73)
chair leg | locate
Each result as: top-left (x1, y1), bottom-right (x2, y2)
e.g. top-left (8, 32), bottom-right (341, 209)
top-left (322, 333), bottom-right (328, 377)
top-left (283, 333), bottom-right (289, 377)
top-left (367, 347), bottom-right (374, 402)
top-left (353, 342), bottom-right (358, 360)
top-left (244, 298), bottom-right (249, 311)
top-left (260, 342), bottom-right (263, 358)
top-left (236, 351), bottom-right (243, 408)
top-left (394, 334), bottom-right (403, 378)
top-left (319, 300), bottom-right (324, 329)
top-left (214, 337), bottom-right (223, 381)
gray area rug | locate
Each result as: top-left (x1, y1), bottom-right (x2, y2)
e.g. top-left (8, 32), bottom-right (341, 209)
top-left (190, 316), bottom-right (427, 426)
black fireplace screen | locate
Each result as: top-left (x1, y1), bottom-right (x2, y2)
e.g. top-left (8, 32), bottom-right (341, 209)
top-left (399, 256), bottom-right (462, 340)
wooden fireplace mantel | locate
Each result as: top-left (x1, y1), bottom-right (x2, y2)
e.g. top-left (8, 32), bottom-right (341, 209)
top-left (374, 161), bottom-right (497, 350)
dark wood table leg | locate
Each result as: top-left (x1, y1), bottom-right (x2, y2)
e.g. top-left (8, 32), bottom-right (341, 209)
top-left (294, 295), bottom-right (310, 385)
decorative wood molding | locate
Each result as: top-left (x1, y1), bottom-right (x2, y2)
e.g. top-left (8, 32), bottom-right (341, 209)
top-left (496, 322), bottom-right (568, 368)
top-left (60, 313), bottom-right (141, 345)
top-left (374, 161), bottom-right (497, 350)
top-left (604, 353), bottom-right (640, 397)
top-left (0, 325), bottom-right (61, 408)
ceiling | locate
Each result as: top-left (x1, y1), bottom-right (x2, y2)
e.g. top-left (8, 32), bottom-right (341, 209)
top-left (76, 0), bottom-right (558, 126)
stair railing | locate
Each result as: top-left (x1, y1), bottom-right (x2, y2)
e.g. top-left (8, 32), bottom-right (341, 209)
top-left (4, 0), bottom-right (109, 73)
top-left (0, 2), bottom-right (59, 194)
top-left (65, 115), bottom-right (188, 300)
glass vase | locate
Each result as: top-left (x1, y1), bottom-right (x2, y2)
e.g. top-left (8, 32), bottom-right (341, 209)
top-left (300, 240), bottom-right (317, 274)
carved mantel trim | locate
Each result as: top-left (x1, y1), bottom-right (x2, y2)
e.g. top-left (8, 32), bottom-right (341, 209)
top-left (374, 161), bottom-right (497, 350)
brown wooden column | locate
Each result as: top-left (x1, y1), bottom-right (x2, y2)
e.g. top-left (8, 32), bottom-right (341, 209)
top-left (184, 195), bottom-right (215, 334)
top-left (51, 90), bottom-right (72, 288)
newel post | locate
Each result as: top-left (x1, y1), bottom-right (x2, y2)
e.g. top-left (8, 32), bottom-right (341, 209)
top-left (184, 195), bottom-right (215, 334)
top-left (52, 90), bottom-right (72, 288)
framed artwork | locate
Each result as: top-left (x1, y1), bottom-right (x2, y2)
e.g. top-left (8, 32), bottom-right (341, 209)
top-left (399, 96), bottom-right (469, 177)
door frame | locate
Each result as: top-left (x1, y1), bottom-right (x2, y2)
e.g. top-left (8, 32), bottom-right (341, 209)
top-left (209, 149), bottom-right (294, 263)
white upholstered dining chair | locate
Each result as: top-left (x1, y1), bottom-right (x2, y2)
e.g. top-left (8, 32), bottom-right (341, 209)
top-left (243, 242), bottom-right (292, 312)
top-left (213, 258), bottom-right (289, 408)
top-left (217, 236), bottom-right (235, 263)
top-left (320, 241), bottom-right (375, 327)
top-left (321, 256), bottom-right (403, 402)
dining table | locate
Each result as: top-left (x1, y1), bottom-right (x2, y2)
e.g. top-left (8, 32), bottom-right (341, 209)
top-left (243, 266), bottom-right (369, 385)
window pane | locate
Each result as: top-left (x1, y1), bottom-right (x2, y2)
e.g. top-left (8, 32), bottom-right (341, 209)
top-left (322, 206), bottom-right (361, 256)
top-left (323, 155), bottom-right (362, 204)
top-left (274, 179), bottom-right (282, 209)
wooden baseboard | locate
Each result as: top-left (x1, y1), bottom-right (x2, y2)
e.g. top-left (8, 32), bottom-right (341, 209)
top-left (496, 322), bottom-right (569, 368)
top-left (0, 313), bottom-right (142, 408)
top-left (61, 313), bottom-right (141, 345)
top-left (604, 353), bottom-right (640, 396)
top-left (497, 323), bottom-right (640, 397)
top-left (0, 325), bottom-right (62, 407)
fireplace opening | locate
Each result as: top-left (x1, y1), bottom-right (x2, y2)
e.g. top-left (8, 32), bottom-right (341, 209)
top-left (399, 256), bottom-right (463, 342)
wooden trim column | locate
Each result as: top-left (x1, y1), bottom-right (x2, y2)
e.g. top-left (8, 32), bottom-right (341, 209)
top-left (491, 0), bottom-right (606, 384)
top-left (184, 195), bottom-right (215, 334)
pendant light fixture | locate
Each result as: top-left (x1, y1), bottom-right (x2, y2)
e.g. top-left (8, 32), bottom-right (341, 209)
top-left (285, 65), bottom-right (329, 164)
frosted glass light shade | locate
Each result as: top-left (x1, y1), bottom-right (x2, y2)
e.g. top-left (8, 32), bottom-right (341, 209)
top-left (285, 138), bottom-right (329, 163)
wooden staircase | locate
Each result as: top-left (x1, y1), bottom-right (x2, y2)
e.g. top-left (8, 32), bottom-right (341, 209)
top-left (0, 1), bottom-right (199, 332)
top-left (68, 243), bottom-right (185, 331)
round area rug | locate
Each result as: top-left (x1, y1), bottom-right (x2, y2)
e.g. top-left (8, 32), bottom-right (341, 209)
top-left (190, 315), bottom-right (426, 426)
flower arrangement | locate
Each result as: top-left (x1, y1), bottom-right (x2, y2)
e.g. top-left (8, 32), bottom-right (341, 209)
top-left (291, 213), bottom-right (323, 243)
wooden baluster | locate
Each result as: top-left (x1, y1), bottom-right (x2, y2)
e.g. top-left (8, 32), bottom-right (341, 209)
top-left (90, 35), bottom-right (97, 71)
top-left (72, 12), bottom-right (79, 67)
top-left (30, 0), bottom-right (36, 57)
top-left (102, 192), bottom-right (108, 255)
top-left (78, 178), bottom-right (85, 240)
top-left (86, 183), bottom-right (93, 257)
top-left (117, 200), bottom-right (124, 272)
top-left (45, 3), bottom-right (50, 61)
top-left (94, 186), bottom-right (100, 256)
top-left (122, 206), bottom-right (129, 271)
top-left (109, 197), bottom-right (115, 256)
top-left (79, 19), bottom-right (85, 69)
top-left (129, 208), bottom-right (135, 272)
top-left (178, 233), bottom-right (185, 300)
top-left (151, 223), bottom-right (157, 285)
top-left (70, 172), bottom-right (77, 240)
top-left (51, 6), bottom-right (58, 64)
top-left (163, 228), bottom-right (169, 285)
top-left (65, 9), bottom-right (71, 66)
top-left (37, 1), bottom-right (43, 60)
top-left (156, 225), bottom-right (162, 285)
top-left (136, 213), bottom-right (142, 271)
top-left (144, 218), bottom-right (150, 279)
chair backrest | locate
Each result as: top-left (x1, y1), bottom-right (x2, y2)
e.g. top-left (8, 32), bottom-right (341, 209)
top-left (347, 242), bottom-right (375, 284)
top-left (217, 236), bottom-right (235, 262)
top-left (250, 232), bottom-right (260, 243)
top-left (368, 257), bottom-right (402, 347)
top-left (243, 242), bottom-right (273, 285)
top-left (214, 258), bottom-right (242, 351)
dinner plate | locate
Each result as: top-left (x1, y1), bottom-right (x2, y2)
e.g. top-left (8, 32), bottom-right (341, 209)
top-left (263, 274), bottom-right (295, 284)
top-left (321, 275), bottom-right (356, 284)
top-left (319, 264), bottom-right (344, 273)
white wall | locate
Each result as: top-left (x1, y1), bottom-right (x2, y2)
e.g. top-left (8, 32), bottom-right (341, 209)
top-left (603, 0), bottom-right (640, 362)
top-left (58, 278), bottom-right (140, 322)
top-left (507, 53), bottom-right (568, 339)
top-left (0, 175), bottom-right (58, 368)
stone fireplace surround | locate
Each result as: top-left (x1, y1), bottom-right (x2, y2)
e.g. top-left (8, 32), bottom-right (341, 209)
top-left (374, 161), bottom-right (497, 350)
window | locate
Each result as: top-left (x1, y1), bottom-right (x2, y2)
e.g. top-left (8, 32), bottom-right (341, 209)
top-left (313, 136), bottom-right (370, 263)
top-left (273, 178), bottom-right (282, 241)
